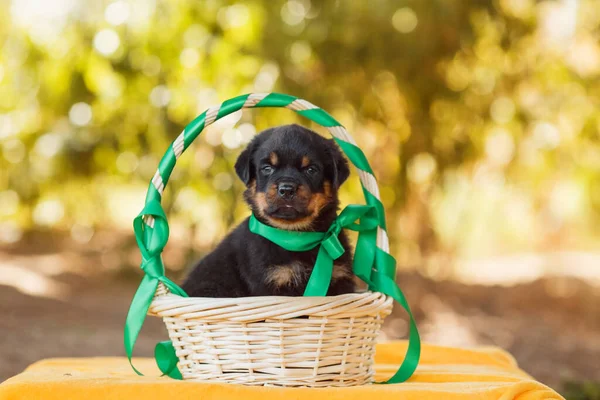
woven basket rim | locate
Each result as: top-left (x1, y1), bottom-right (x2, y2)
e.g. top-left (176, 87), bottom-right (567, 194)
top-left (151, 290), bottom-right (392, 308)
top-left (150, 290), bottom-right (393, 322)
top-left (155, 289), bottom-right (383, 302)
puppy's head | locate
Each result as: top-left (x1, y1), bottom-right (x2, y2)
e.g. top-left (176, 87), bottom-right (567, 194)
top-left (235, 124), bottom-right (350, 231)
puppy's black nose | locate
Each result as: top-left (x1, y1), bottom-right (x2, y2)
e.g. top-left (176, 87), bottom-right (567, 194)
top-left (277, 182), bottom-right (297, 199)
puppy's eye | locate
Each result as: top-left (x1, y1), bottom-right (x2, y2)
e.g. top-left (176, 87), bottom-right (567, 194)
top-left (305, 166), bottom-right (319, 176)
top-left (261, 165), bottom-right (274, 175)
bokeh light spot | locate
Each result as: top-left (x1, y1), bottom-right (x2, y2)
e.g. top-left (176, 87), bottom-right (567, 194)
top-left (149, 85), bottom-right (171, 108)
top-left (2, 139), bottom-right (26, 164)
top-left (204, 127), bottom-right (222, 146)
top-left (142, 55), bottom-right (161, 77)
top-left (0, 222), bottom-right (23, 244)
top-left (69, 102), bottom-right (92, 126)
top-left (116, 151), bottom-right (139, 174)
top-left (0, 115), bottom-right (17, 139)
top-left (194, 147), bottom-right (214, 171)
top-left (213, 172), bottom-right (233, 191)
top-left (281, 0), bottom-right (307, 26)
top-left (105, 1), bottom-right (130, 26)
top-left (485, 127), bottom-right (514, 166)
top-left (408, 153), bottom-right (437, 183)
top-left (34, 132), bottom-right (64, 158)
top-left (532, 122), bottom-right (560, 149)
top-left (238, 123), bottom-right (256, 144)
top-left (33, 199), bottom-right (65, 227)
top-left (290, 41), bottom-right (312, 64)
top-left (490, 96), bottom-right (516, 124)
top-left (93, 29), bottom-right (120, 56)
top-left (180, 48), bottom-right (200, 68)
top-left (392, 8), bottom-right (418, 33)
top-left (254, 62), bottom-right (280, 91)
top-left (70, 223), bottom-right (95, 244)
top-left (0, 191), bottom-right (20, 217)
top-left (549, 181), bottom-right (583, 220)
top-left (217, 4), bottom-right (250, 29)
top-left (222, 128), bottom-right (243, 149)
top-left (184, 24), bottom-right (209, 47)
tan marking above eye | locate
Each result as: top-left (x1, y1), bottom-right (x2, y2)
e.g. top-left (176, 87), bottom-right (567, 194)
top-left (301, 156), bottom-right (310, 168)
top-left (269, 152), bottom-right (279, 166)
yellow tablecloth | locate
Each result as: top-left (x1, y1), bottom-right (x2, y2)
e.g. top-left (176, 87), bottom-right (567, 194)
top-left (0, 341), bottom-right (563, 400)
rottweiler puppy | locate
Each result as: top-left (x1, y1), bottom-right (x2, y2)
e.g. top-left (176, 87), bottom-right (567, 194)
top-left (181, 124), bottom-right (356, 297)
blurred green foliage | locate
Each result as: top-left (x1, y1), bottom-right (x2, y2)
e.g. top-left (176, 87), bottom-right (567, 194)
top-left (562, 380), bottom-right (600, 400)
top-left (1, 0), bottom-right (599, 273)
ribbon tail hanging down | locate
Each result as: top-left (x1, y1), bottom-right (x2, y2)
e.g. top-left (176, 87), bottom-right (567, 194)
top-left (371, 248), bottom-right (421, 383)
top-left (124, 274), bottom-right (160, 376)
top-left (125, 200), bottom-right (188, 379)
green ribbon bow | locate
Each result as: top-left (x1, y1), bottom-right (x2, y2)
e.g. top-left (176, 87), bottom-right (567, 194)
top-left (249, 204), bottom-right (421, 383)
top-left (125, 201), bottom-right (420, 383)
top-left (124, 199), bottom-right (188, 379)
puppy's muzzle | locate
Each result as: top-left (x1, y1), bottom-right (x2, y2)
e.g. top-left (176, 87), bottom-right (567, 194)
top-left (277, 182), bottom-right (297, 200)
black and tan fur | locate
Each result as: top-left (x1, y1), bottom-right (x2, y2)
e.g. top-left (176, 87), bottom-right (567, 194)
top-left (181, 124), bottom-right (356, 297)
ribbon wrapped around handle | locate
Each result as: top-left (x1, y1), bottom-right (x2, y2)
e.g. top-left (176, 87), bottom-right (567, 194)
top-left (248, 204), bottom-right (421, 383)
top-left (124, 199), bottom-right (188, 379)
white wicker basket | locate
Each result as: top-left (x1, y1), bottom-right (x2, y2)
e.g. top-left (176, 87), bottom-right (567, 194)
top-left (150, 288), bottom-right (392, 386)
top-left (126, 93), bottom-right (418, 387)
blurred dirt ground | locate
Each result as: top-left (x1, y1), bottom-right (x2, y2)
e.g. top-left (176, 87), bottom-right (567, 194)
top-left (1, 232), bottom-right (599, 394)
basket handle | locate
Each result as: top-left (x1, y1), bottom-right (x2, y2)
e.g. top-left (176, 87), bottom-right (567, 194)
top-left (142, 93), bottom-right (391, 253)
top-left (124, 93), bottom-right (420, 383)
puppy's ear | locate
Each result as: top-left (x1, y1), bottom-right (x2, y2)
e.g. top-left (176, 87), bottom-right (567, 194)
top-left (326, 139), bottom-right (350, 189)
top-left (235, 140), bottom-right (258, 186)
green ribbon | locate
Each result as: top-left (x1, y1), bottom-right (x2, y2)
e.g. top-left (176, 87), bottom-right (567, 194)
top-left (125, 92), bottom-right (421, 382)
top-left (249, 204), bottom-right (421, 383)
top-left (125, 200), bottom-right (420, 383)
top-left (124, 199), bottom-right (188, 379)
